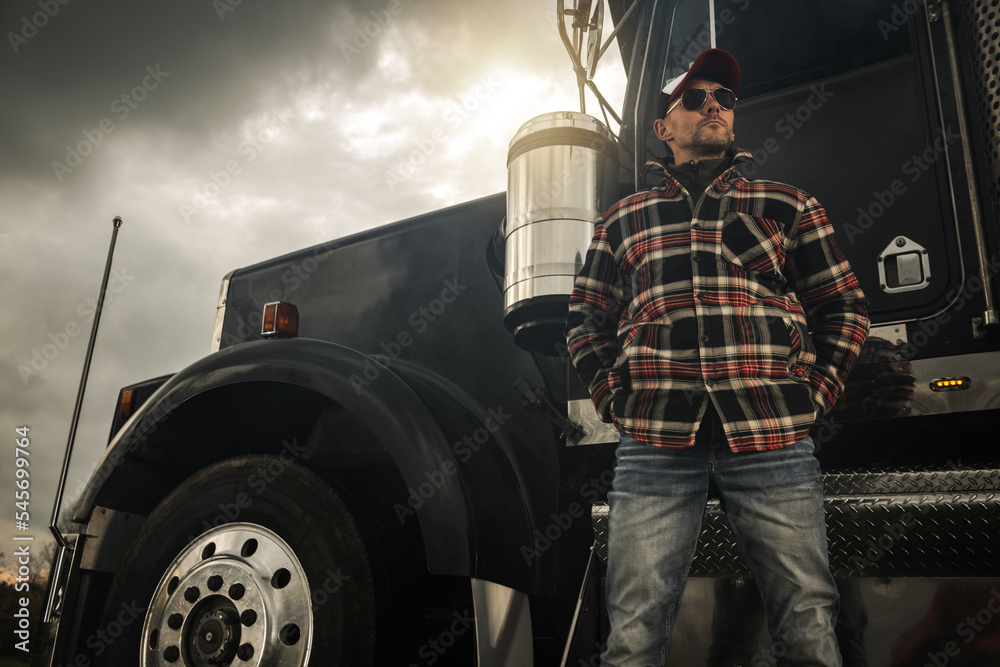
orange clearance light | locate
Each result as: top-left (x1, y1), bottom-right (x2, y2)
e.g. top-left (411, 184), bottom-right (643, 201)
top-left (261, 301), bottom-right (299, 339)
top-left (930, 377), bottom-right (970, 392)
top-left (117, 388), bottom-right (137, 422)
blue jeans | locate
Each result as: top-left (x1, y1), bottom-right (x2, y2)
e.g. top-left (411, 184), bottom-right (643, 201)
top-left (602, 406), bottom-right (841, 666)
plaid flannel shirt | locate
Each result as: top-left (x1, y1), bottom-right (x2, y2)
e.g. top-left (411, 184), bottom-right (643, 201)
top-left (565, 150), bottom-right (870, 451)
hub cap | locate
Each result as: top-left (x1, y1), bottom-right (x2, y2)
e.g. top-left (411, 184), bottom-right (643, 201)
top-left (141, 523), bottom-right (313, 666)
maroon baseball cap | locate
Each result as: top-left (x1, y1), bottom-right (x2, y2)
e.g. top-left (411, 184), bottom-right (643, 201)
top-left (659, 48), bottom-right (741, 116)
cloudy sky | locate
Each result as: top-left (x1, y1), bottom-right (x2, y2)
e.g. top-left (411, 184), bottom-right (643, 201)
top-left (0, 0), bottom-right (626, 566)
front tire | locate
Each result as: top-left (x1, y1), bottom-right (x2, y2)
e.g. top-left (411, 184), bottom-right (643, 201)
top-left (95, 455), bottom-right (389, 666)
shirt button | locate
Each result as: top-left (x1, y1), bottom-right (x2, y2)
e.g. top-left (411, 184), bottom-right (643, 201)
top-left (695, 293), bottom-right (704, 301)
top-left (692, 253), bottom-right (702, 263)
top-left (700, 335), bottom-right (709, 343)
top-left (705, 379), bottom-right (714, 387)
top-left (691, 222), bottom-right (702, 230)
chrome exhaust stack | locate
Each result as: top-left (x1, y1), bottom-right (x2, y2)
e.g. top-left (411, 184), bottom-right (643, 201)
top-left (503, 111), bottom-right (618, 354)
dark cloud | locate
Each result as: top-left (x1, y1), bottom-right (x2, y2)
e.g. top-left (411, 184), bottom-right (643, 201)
top-left (1, 0), bottom-right (624, 547)
top-left (2, 0), bottom-right (559, 174)
top-left (3, 0), bottom-right (344, 175)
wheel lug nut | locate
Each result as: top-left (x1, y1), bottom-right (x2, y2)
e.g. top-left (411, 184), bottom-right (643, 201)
top-left (229, 583), bottom-right (245, 600)
top-left (167, 613), bottom-right (183, 630)
top-left (240, 609), bottom-right (257, 627)
top-left (207, 575), bottom-right (223, 591)
top-left (237, 643), bottom-right (254, 661)
top-left (184, 586), bottom-right (200, 603)
top-left (164, 645), bottom-right (180, 662)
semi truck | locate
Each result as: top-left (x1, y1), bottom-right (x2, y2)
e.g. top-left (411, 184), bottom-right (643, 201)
top-left (35, 0), bottom-right (1000, 665)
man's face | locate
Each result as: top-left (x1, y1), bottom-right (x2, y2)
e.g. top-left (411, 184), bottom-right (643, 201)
top-left (654, 78), bottom-right (735, 161)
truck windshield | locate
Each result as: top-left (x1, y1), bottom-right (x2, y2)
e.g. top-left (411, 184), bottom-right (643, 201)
top-left (659, 0), bottom-right (913, 99)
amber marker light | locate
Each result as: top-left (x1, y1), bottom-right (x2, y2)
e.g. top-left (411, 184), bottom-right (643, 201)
top-left (117, 388), bottom-right (137, 422)
top-left (930, 377), bottom-right (970, 391)
top-left (261, 301), bottom-right (299, 339)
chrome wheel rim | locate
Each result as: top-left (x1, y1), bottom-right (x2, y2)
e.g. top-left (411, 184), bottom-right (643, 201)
top-left (140, 523), bottom-right (313, 666)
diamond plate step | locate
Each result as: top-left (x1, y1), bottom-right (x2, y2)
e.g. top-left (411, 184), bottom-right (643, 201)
top-left (822, 465), bottom-right (1000, 495)
top-left (591, 465), bottom-right (1000, 577)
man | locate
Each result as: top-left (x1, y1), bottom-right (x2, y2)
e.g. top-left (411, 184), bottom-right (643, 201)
top-left (565, 49), bottom-right (869, 665)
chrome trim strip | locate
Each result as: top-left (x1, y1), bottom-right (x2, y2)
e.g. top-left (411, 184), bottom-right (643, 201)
top-left (210, 270), bottom-right (235, 353)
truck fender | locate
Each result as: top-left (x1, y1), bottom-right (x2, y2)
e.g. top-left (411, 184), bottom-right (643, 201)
top-left (74, 337), bottom-right (475, 576)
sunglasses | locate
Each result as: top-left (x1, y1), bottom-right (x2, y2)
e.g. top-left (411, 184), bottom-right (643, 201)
top-left (665, 87), bottom-right (738, 116)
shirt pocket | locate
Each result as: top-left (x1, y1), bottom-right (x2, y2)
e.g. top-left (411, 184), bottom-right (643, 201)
top-left (720, 212), bottom-right (786, 277)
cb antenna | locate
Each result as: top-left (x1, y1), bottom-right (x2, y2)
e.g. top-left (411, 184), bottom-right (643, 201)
top-left (49, 216), bottom-right (124, 549)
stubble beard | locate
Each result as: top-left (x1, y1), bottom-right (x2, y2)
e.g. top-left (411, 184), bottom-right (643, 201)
top-left (690, 123), bottom-right (733, 158)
